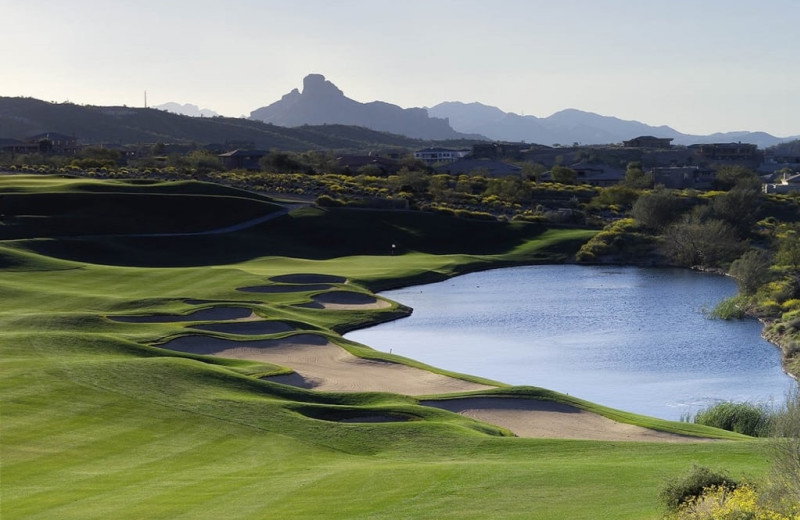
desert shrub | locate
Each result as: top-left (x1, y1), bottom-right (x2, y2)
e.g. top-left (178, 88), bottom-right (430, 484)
top-left (729, 249), bottom-right (775, 295)
top-left (314, 194), bottom-right (343, 207)
top-left (688, 401), bottom-right (773, 437)
top-left (663, 214), bottom-right (744, 267)
top-left (668, 483), bottom-right (799, 520)
top-left (631, 188), bottom-right (686, 231)
top-left (660, 465), bottom-right (738, 511)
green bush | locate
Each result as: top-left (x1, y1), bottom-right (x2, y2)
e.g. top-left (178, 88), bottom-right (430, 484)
top-left (706, 296), bottom-right (746, 320)
top-left (659, 465), bottom-right (739, 511)
top-left (454, 209), bottom-right (496, 221)
top-left (688, 401), bottom-right (773, 437)
top-left (314, 194), bottom-right (343, 207)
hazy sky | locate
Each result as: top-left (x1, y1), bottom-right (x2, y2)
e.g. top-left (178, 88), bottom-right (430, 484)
top-left (3, 0), bottom-right (798, 136)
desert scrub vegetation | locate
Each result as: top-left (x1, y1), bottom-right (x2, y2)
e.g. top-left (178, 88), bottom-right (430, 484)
top-left (660, 465), bottom-right (739, 512)
top-left (665, 483), bottom-right (799, 520)
top-left (665, 390), bottom-right (800, 518)
top-left (575, 218), bottom-right (659, 263)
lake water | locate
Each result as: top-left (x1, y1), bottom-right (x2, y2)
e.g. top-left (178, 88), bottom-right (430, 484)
top-left (346, 265), bottom-right (797, 420)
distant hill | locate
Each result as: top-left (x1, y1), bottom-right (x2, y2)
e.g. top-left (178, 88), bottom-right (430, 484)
top-left (250, 74), bottom-right (485, 141)
top-left (153, 102), bottom-right (219, 118)
top-left (0, 97), bottom-right (480, 152)
top-left (428, 101), bottom-right (799, 148)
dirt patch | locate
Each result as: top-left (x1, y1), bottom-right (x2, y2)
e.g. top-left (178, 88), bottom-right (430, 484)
top-left (156, 334), bottom-right (493, 395)
top-left (421, 397), bottom-right (717, 443)
top-left (188, 320), bottom-right (294, 335)
top-left (270, 273), bottom-right (347, 284)
top-left (237, 284), bottom-right (332, 293)
top-left (110, 306), bottom-right (257, 323)
top-left (296, 291), bottom-right (391, 310)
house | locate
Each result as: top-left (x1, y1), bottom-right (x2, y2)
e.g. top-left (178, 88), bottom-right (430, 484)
top-left (623, 136), bottom-right (674, 149)
top-left (335, 155), bottom-right (401, 175)
top-left (471, 142), bottom-right (526, 160)
top-left (413, 147), bottom-right (469, 166)
top-left (434, 158), bottom-right (522, 176)
top-left (0, 138), bottom-right (39, 154)
top-left (764, 172), bottom-right (800, 194)
top-left (651, 166), bottom-right (714, 189)
top-left (25, 132), bottom-right (79, 154)
top-left (218, 149), bottom-right (268, 170)
top-left (569, 161), bottom-right (624, 187)
top-left (689, 142), bottom-right (759, 161)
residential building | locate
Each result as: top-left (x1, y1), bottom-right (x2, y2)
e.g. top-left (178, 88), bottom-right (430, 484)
top-left (414, 147), bottom-right (469, 166)
top-left (651, 166), bottom-right (714, 189)
top-left (26, 132), bottom-right (79, 154)
top-left (434, 158), bottom-right (521, 176)
top-left (218, 149), bottom-right (267, 170)
top-left (569, 161), bottom-right (624, 187)
top-left (623, 136), bottom-right (674, 149)
top-left (689, 142), bottom-right (759, 161)
top-left (764, 172), bottom-right (800, 194)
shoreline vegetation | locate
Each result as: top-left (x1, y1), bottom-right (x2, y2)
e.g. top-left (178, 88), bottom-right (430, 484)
top-left (2, 168), bottom-right (799, 518)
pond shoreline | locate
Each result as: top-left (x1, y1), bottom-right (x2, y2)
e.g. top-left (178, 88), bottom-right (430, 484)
top-left (347, 263), bottom-right (796, 420)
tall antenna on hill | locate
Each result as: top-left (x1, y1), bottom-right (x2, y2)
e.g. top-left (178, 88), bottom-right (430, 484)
top-left (144, 90), bottom-right (148, 109)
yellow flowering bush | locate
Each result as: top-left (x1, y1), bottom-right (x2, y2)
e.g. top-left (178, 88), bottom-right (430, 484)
top-left (668, 484), bottom-right (800, 520)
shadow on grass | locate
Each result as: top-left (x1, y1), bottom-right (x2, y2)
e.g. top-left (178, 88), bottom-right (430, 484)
top-left (7, 208), bottom-right (590, 268)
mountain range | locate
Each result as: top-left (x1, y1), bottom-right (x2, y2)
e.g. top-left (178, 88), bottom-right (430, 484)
top-left (153, 102), bottom-right (219, 118)
top-left (0, 97), bottom-right (474, 151)
top-left (248, 74), bottom-right (798, 148)
top-left (427, 102), bottom-right (794, 148)
top-left (250, 74), bottom-right (481, 141)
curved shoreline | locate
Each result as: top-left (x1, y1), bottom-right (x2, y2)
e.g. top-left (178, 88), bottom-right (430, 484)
top-left (344, 264), bottom-right (796, 420)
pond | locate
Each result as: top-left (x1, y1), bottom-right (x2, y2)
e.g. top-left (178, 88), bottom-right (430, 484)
top-left (345, 265), bottom-right (797, 420)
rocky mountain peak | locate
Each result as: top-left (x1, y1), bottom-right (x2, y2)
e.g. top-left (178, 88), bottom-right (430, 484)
top-left (302, 74), bottom-right (343, 98)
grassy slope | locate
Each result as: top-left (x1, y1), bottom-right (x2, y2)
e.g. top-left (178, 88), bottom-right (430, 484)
top-left (0, 176), bottom-right (770, 519)
top-left (0, 175), bottom-right (283, 239)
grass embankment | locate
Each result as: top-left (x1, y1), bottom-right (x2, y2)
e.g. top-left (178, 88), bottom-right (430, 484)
top-left (0, 175), bottom-right (282, 239)
top-left (0, 175), bottom-right (771, 519)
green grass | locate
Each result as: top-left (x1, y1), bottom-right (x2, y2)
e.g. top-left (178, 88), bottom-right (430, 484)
top-left (0, 175), bottom-right (774, 519)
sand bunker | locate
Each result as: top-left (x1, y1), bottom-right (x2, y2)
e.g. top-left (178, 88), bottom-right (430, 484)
top-left (110, 306), bottom-right (257, 323)
top-left (421, 397), bottom-right (714, 443)
top-left (237, 284), bottom-right (332, 293)
top-left (296, 291), bottom-right (392, 310)
top-left (270, 274), bottom-right (346, 284)
top-left (156, 334), bottom-right (493, 395)
top-left (188, 320), bottom-right (294, 335)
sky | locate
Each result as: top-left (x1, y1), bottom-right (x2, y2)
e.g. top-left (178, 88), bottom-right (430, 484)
top-left (3, 0), bottom-right (798, 136)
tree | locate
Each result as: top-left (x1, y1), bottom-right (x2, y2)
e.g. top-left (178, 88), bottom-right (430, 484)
top-left (713, 165), bottom-right (761, 191)
top-left (621, 161), bottom-right (653, 189)
top-left (663, 213), bottom-right (744, 267)
top-left (260, 152), bottom-right (306, 173)
top-left (630, 188), bottom-right (685, 231)
top-left (729, 249), bottom-right (774, 295)
top-left (521, 162), bottom-right (545, 182)
top-left (776, 228), bottom-right (800, 270)
top-left (550, 165), bottom-right (576, 184)
top-left (710, 187), bottom-right (761, 237)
